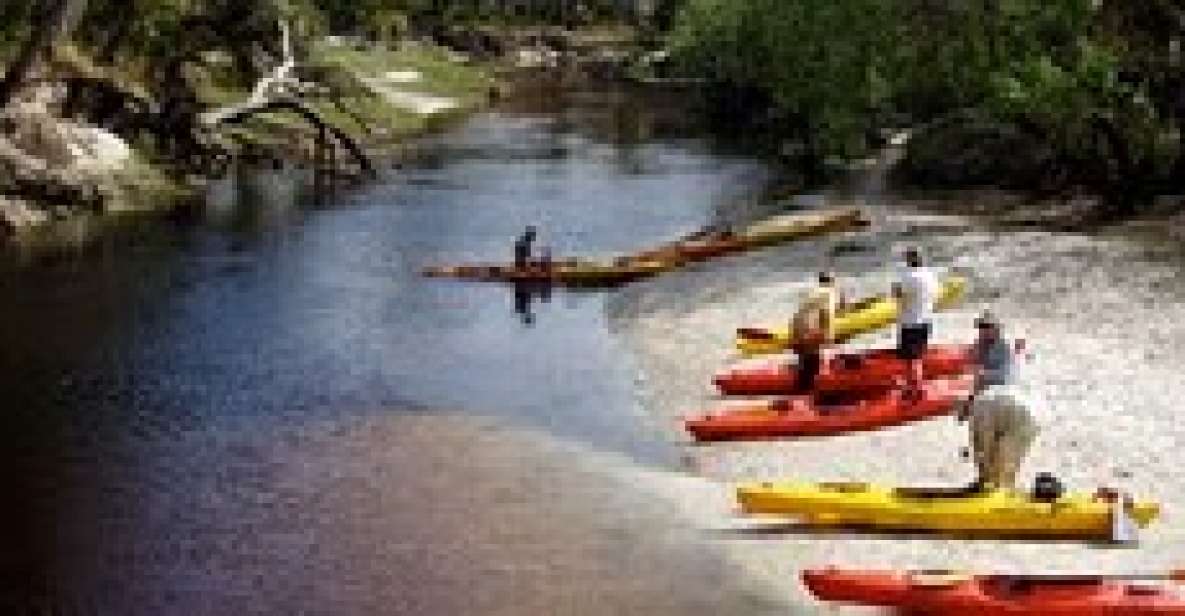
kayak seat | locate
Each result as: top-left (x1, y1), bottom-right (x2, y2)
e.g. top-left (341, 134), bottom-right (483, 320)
top-left (818, 482), bottom-right (870, 494)
top-left (839, 355), bottom-right (866, 370)
top-left (893, 485), bottom-right (987, 500)
top-left (737, 327), bottom-right (774, 340)
top-left (841, 296), bottom-right (885, 314)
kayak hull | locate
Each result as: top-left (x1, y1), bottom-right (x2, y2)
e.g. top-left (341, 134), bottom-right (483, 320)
top-left (421, 260), bottom-right (669, 286)
top-left (713, 344), bottom-right (972, 396)
top-left (685, 376), bottom-right (972, 441)
top-left (802, 568), bottom-right (1185, 615)
top-left (736, 276), bottom-right (967, 356)
top-left (423, 208), bottom-right (867, 287)
top-left (737, 481), bottom-right (1159, 538)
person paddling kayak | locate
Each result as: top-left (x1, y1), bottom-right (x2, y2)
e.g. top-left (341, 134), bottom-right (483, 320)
top-left (958, 311), bottom-right (1038, 491)
top-left (791, 271), bottom-right (846, 393)
top-left (892, 247), bottom-right (939, 400)
top-left (514, 226), bottom-right (538, 270)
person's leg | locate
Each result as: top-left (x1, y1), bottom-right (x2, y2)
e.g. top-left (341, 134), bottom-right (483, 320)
top-left (912, 323), bottom-right (932, 396)
top-left (898, 324), bottom-right (928, 400)
top-left (969, 403), bottom-right (993, 488)
top-left (896, 325), bottom-right (910, 359)
top-left (797, 348), bottom-right (821, 393)
top-left (994, 395), bottom-right (1039, 490)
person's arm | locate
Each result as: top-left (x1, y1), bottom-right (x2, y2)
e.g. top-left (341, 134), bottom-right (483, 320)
top-left (958, 346), bottom-right (987, 421)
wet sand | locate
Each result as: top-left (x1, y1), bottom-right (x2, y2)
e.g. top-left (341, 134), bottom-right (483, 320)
top-left (607, 198), bottom-right (1185, 609)
top-left (26, 412), bottom-right (797, 615)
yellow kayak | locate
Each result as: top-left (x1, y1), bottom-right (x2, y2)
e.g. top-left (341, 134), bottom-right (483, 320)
top-left (736, 481), bottom-right (1160, 538)
top-left (737, 208), bottom-right (869, 247)
top-left (735, 276), bottom-right (968, 356)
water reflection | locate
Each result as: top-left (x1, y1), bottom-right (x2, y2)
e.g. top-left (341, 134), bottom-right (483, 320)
top-left (512, 280), bottom-right (553, 325)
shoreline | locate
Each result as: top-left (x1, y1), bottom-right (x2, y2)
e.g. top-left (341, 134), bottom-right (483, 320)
top-left (605, 196), bottom-right (1185, 609)
top-left (0, 39), bottom-right (501, 240)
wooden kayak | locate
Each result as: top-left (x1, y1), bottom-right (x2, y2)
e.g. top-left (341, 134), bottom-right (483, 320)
top-left (802, 567), bottom-right (1185, 615)
top-left (421, 259), bottom-right (671, 287)
top-left (684, 375), bottom-right (971, 442)
top-left (421, 208), bottom-right (868, 287)
top-left (713, 344), bottom-right (972, 396)
top-left (735, 276), bottom-right (967, 356)
top-left (736, 481), bottom-right (1159, 538)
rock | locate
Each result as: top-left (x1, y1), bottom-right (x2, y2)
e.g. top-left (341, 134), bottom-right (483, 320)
top-left (0, 196), bottom-right (49, 231)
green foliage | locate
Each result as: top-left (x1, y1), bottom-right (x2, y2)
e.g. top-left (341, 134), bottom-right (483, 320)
top-left (669, 0), bottom-right (1184, 195)
top-left (0, 1), bottom-right (36, 63)
top-left (669, 0), bottom-right (893, 157)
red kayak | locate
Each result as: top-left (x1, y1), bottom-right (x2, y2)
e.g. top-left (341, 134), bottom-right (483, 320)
top-left (713, 344), bottom-right (972, 396)
top-left (685, 376), bottom-right (971, 442)
top-left (802, 568), bottom-right (1185, 615)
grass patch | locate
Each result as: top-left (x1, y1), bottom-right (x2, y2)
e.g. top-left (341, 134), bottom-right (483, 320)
top-left (312, 42), bottom-right (490, 100)
top-left (197, 40), bottom-right (493, 152)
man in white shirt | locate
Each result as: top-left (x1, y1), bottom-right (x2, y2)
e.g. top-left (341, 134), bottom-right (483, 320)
top-left (892, 247), bottom-right (938, 400)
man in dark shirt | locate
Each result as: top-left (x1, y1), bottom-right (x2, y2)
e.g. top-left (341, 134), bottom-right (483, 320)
top-left (514, 226), bottom-right (537, 269)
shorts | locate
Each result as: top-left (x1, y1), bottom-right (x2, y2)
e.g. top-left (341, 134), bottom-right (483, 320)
top-left (897, 323), bottom-right (931, 360)
top-left (792, 345), bottom-right (822, 393)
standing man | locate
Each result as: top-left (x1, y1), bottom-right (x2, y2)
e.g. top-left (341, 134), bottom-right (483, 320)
top-left (791, 271), bottom-right (845, 393)
top-left (514, 226), bottom-right (538, 270)
top-left (957, 311), bottom-right (1038, 491)
top-left (892, 247), bottom-right (939, 400)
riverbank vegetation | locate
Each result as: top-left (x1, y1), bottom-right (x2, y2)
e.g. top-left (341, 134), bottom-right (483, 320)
top-left (667, 0), bottom-right (1184, 215)
top-left (3, 1), bottom-right (610, 232)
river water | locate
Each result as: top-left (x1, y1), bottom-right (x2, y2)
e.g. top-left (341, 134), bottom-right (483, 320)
top-left (0, 88), bottom-right (805, 614)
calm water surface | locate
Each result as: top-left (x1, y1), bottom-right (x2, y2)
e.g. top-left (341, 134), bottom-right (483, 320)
top-left (0, 87), bottom-right (787, 613)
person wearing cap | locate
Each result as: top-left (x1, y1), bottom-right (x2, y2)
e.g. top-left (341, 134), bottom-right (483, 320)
top-left (790, 271), bottom-right (846, 393)
top-left (957, 311), bottom-right (1038, 491)
top-left (514, 226), bottom-right (538, 270)
top-left (892, 247), bottom-right (939, 400)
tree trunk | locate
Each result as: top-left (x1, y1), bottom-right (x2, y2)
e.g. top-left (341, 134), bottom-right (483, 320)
top-left (1090, 114), bottom-right (1147, 216)
top-left (1174, 93), bottom-right (1185, 182)
top-left (97, 0), bottom-right (137, 63)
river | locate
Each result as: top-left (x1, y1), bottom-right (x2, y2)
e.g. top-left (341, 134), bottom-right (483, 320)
top-left (0, 87), bottom-right (807, 614)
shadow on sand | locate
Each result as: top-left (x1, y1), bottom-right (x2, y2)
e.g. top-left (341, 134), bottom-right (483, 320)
top-left (711, 521), bottom-right (1140, 548)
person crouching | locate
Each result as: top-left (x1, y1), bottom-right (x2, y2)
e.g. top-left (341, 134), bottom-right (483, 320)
top-left (958, 311), bottom-right (1039, 491)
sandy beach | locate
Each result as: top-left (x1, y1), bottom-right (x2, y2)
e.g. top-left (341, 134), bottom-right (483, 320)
top-left (606, 193), bottom-right (1185, 610)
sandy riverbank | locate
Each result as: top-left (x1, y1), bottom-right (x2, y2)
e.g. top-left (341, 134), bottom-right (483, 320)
top-left (606, 197), bottom-right (1185, 609)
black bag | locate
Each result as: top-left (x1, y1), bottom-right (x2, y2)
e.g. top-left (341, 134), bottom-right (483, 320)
top-left (1032, 472), bottom-right (1065, 502)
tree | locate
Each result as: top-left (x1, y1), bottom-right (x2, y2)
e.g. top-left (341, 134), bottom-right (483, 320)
top-left (0, 0), bottom-right (87, 108)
